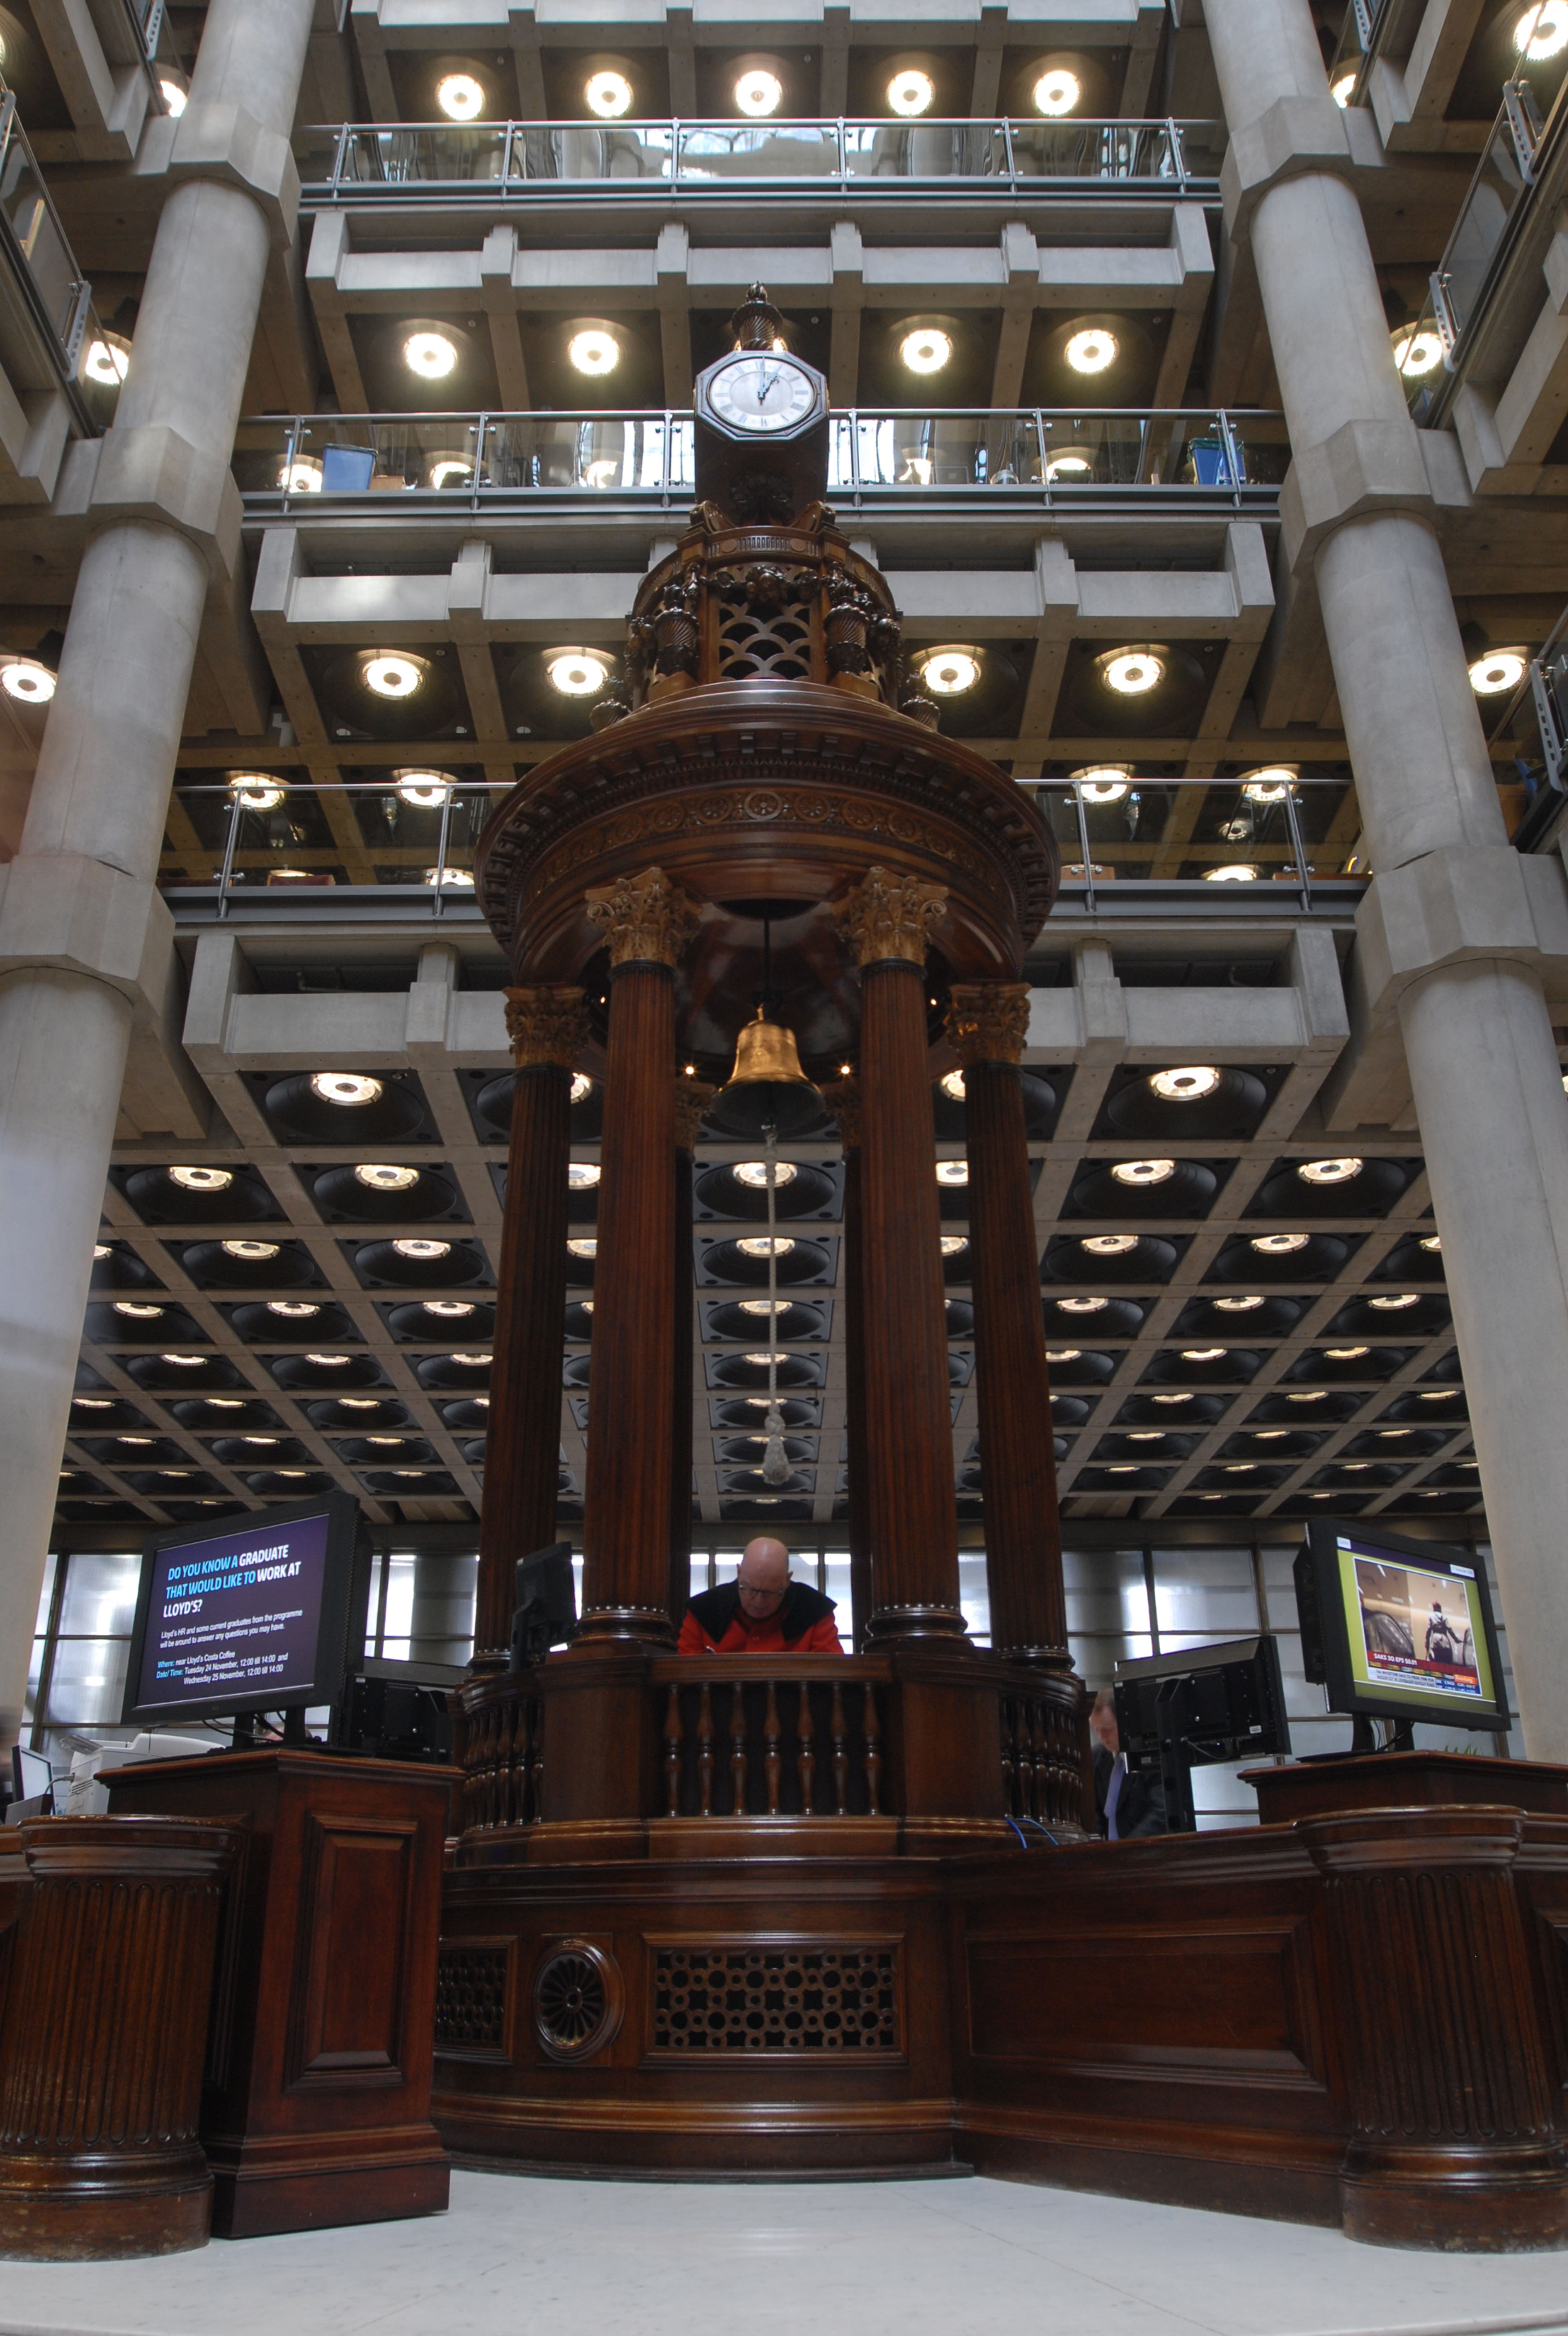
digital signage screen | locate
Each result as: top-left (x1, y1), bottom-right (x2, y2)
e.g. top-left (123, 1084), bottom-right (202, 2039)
top-left (123, 1493), bottom-right (365, 1727)
top-left (1295, 1519), bottom-right (1508, 1733)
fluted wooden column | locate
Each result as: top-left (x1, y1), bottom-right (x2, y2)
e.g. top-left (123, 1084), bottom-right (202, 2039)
top-left (833, 870), bottom-right (963, 1638)
top-left (579, 869), bottom-right (702, 1644)
top-left (824, 1077), bottom-right (871, 1649)
top-left (948, 984), bottom-right (1069, 1666)
top-left (475, 986), bottom-right (589, 1661)
top-left (670, 1078), bottom-right (716, 1626)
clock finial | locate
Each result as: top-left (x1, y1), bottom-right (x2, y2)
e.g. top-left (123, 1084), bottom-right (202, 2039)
top-left (730, 283), bottom-right (787, 353)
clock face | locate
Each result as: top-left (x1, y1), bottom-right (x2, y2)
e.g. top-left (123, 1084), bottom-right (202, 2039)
top-left (706, 354), bottom-right (818, 435)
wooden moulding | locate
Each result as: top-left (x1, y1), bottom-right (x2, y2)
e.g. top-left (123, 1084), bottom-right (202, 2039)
top-left (0, 1815), bottom-right (236, 2261)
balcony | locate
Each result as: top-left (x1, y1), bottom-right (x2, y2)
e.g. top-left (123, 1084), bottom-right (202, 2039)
top-left (0, 82), bottom-right (112, 478)
top-left (236, 406), bottom-right (1286, 519)
top-left (295, 116), bottom-right (1224, 206)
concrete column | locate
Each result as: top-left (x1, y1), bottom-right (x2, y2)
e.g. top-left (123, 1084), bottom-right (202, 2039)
top-left (0, 0), bottom-right (317, 1753)
top-left (408, 1553), bottom-right (480, 1666)
top-left (1206, 0), bottom-right (1568, 1758)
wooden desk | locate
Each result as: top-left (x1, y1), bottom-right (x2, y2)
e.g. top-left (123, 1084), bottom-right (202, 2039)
top-left (107, 1749), bottom-right (455, 2238)
top-left (1242, 1750), bottom-right (1568, 1827)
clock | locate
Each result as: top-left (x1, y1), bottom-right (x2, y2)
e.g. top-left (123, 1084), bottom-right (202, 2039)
top-left (702, 352), bottom-right (822, 438)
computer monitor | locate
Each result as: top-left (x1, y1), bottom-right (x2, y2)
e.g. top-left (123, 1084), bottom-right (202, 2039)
top-left (122, 1493), bottom-right (370, 1733)
top-left (332, 1655), bottom-right (464, 1764)
top-left (1293, 1518), bottom-right (1508, 1742)
top-left (1113, 1635), bottom-right (1292, 1832)
top-left (510, 1542), bottom-right (577, 1669)
top-left (8, 1746), bottom-right (52, 1818)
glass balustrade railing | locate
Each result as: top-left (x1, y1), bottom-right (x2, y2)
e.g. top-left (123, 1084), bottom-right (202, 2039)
top-left (0, 84), bottom-right (95, 388)
top-left (157, 776), bottom-right (1368, 917)
top-left (296, 116), bottom-right (1219, 198)
top-left (235, 407), bottom-right (1287, 508)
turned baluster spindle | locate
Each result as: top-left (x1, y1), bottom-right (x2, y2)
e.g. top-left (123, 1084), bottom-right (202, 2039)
top-left (730, 1680), bottom-right (750, 1816)
top-left (863, 1681), bottom-right (883, 1818)
top-left (764, 1680), bottom-right (782, 1817)
top-left (797, 1680), bottom-right (817, 1816)
top-left (499, 1702), bottom-right (517, 1826)
top-left (664, 1683), bottom-right (684, 1819)
top-left (830, 1680), bottom-right (849, 1816)
top-left (1000, 1698), bottom-right (1018, 1816)
top-left (697, 1681), bottom-right (715, 1817)
top-left (529, 1708), bottom-right (544, 1823)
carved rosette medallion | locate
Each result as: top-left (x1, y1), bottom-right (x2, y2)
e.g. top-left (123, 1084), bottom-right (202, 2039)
top-left (584, 867), bottom-right (703, 970)
top-left (673, 1079), bottom-right (718, 1150)
top-left (832, 867), bottom-right (948, 969)
top-left (946, 983), bottom-right (1031, 1070)
top-left (504, 985), bottom-right (591, 1071)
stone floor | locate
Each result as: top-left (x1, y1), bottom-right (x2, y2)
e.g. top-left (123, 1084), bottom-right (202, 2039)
top-left (4, 2171), bottom-right (1568, 2336)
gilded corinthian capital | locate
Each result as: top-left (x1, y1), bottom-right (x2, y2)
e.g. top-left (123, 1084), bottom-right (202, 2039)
top-left (504, 984), bottom-right (591, 1070)
top-left (672, 1077), bottom-right (718, 1150)
top-left (830, 867), bottom-right (947, 969)
top-left (584, 866), bottom-right (702, 969)
top-left (945, 982), bottom-right (1030, 1069)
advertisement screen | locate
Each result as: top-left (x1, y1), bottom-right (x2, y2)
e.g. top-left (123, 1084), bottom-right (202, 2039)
top-left (1334, 1536), bottom-right (1499, 1715)
top-left (132, 1510), bottom-right (334, 1714)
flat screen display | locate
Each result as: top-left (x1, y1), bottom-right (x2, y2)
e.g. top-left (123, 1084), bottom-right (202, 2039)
top-left (123, 1494), bottom-right (364, 1725)
top-left (1297, 1520), bottom-right (1508, 1731)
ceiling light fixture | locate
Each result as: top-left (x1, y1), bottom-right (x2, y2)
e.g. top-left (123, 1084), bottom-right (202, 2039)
top-left (1110, 1158), bottom-right (1175, 1186)
top-left (305, 1353), bottom-right (353, 1367)
top-left (1214, 1294), bottom-right (1265, 1311)
top-left (568, 1162), bottom-right (602, 1188)
top-left (1058, 1295), bottom-right (1108, 1313)
top-left (1082, 1233), bottom-right (1138, 1255)
top-left (1033, 67), bottom-right (1081, 115)
top-left (1391, 326), bottom-right (1444, 379)
top-left (436, 72), bottom-right (484, 120)
top-left (1298, 1157), bottom-right (1362, 1185)
top-left (1, 659), bottom-right (56, 704)
top-left (1065, 326), bottom-right (1117, 375)
top-left (84, 337), bottom-right (130, 386)
top-left (425, 1299), bottom-right (476, 1317)
top-left (1152, 1392), bottom-right (1193, 1405)
top-left (888, 68), bottom-right (934, 115)
top-left (267, 1300), bottom-right (319, 1318)
top-left (169, 1165), bottom-right (233, 1191)
top-left (1330, 68), bottom-right (1357, 105)
top-left (159, 75), bottom-right (187, 115)
top-left (1205, 864), bottom-right (1261, 883)
top-left (1240, 768), bottom-right (1295, 802)
top-left (920, 646), bottom-right (980, 695)
top-left (1325, 1345), bottom-right (1370, 1360)
top-left (585, 70), bottom-right (633, 117)
top-left (935, 1161), bottom-right (970, 1186)
top-left (93, 1245), bottom-right (111, 1260)
top-left (223, 1240), bottom-right (279, 1261)
top-left (1369, 1292), bottom-right (1421, 1310)
top-left (1075, 766), bottom-right (1131, 802)
top-left (310, 1073), bottom-right (384, 1107)
top-left (567, 1238), bottom-right (598, 1258)
top-left (567, 327), bottom-right (619, 375)
top-left (364, 654), bottom-right (422, 699)
top-left (1419, 1234), bottom-right (1442, 1252)
top-left (899, 326), bottom-right (952, 374)
top-left (1150, 1065), bottom-right (1219, 1102)
top-left (113, 1301), bottom-right (163, 1318)
top-left (393, 1238), bottom-right (450, 1260)
top-left (1468, 648), bottom-right (1527, 695)
top-left (354, 1163), bottom-right (420, 1191)
top-left (734, 68), bottom-right (783, 116)
top-left (423, 867), bottom-right (474, 888)
top-left (939, 1070), bottom-right (966, 1101)
top-left (1182, 1347), bottom-right (1225, 1362)
top-left (227, 772), bottom-right (285, 810)
top-left (1288, 1389), bottom-right (1327, 1403)
top-left (395, 770), bottom-right (455, 806)
top-left (1515, 2), bottom-right (1568, 61)
top-left (402, 330), bottom-right (458, 380)
top-left (734, 1159), bottom-right (797, 1188)
top-left (1104, 649), bottom-right (1162, 694)
top-left (940, 1235), bottom-right (968, 1256)
top-left (1252, 1232), bottom-right (1310, 1254)
top-left (547, 650), bottom-right (611, 695)
top-left (737, 1235), bottom-right (795, 1258)
top-left (160, 1353), bottom-right (207, 1367)
top-left (1046, 1348), bottom-right (1082, 1364)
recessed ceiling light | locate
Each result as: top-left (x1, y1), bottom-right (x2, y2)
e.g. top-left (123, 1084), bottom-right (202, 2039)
top-left (223, 1239), bottom-right (279, 1261)
top-left (1128, 1430), bottom-right (1162, 1442)
top-left (1104, 649), bottom-right (1162, 693)
top-left (268, 1300), bottom-right (319, 1318)
top-left (119, 1435), bottom-right (152, 1446)
top-left (429, 460), bottom-right (473, 489)
top-left (736, 1235), bottom-right (795, 1258)
top-left (1515, 2), bottom-right (1568, 61)
top-left (1046, 450), bottom-right (1095, 481)
top-left (393, 1238), bottom-right (450, 1260)
top-left (305, 1353), bottom-right (353, 1367)
top-left (1369, 1292), bottom-right (1421, 1310)
top-left (569, 1073), bottom-right (594, 1104)
top-left (436, 72), bottom-right (484, 120)
top-left (1330, 67), bottom-right (1357, 105)
top-left (159, 75), bottom-right (187, 115)
top-left (888, 68), bottom-right (934, 115)
top-left (1214, 1294), bottom-right (1265, 1311)
top-left (1298, 1157), bottom-right (1363, 1185)
top-left (900, 326), bottom-right (952, 374)
top-left (733, 1159), bottom-right (797, 1190)
top-left (940, 1235), bottom-right (968, 1256)
top-left (354, 1163), bottom-right (420, 1190)
top-left (743, 1352), bottom-right (784, 1367)
top-left (226, 772), bottom-right (285, 810)
top-left (207, 1399), bottom-right (243, 1409)
top-left (84, 337), bottom-right (130, 385)
top-left (1082, 1233), bottom-right (1139, 1255)
top-left (1046, 1349), bottom-right (1082, 1364)
top-left (310, 1072), bottom-right (384, 1107)
top-left (1391, 326), bottom-right (1444, 379)
top-left (1033, 67), bottom-right (1081, 115)
top-left (169, 1165), bottom-right (233, 1191)
top-left (1252, 1232), bottom-right (1310, 1254)
top-left (1287, 1389), bottom-right (1327, 1402)
top-left (547, 650), bottom-right (611, 695)
top-left (1240, 767), bottom-right (1295, 802)
top-left (1, 659), bottom-right (56, 703)
top-left (585, 70), bottom-right (633, 116)
top-left (1419, 1234), bottom-right (1442, 1252)
top-left (423, 867), bottom-right (474, 887)
top-left (734, 68), bottom-right (782, 115)
top-left (1065, 327), bottom-right (1117, 375)
top-left (425, 1299), bottom-right (477, 1318)
top-left (160, 1353), bottom-right (207, 1367)
top-left (740, 1297), bottom-right (789, 1317)
top-left (1257, 1429), bottom-right (1287, 1439)
top-left (395, 770), bottom-right (455, 806)
top-left (939, 1070), bottom-right (967, 1102)
top-left (1150, 1065), bottom-right (1219, 1102)
top-left (567, 328), bottom-right (619, 376)
top-left (1058, 1295), bottom-right (1108, 1313)
top-left (1468, 649), bottom-right (1526, 695)
top-left (364, 654), bottom-right (422, 699)
top-left (403, 330), bottom-right (458, 380)
top-left (935, 1161), bottom-right (970, 1185)
top-left (1325, 1345), bottom-right (1370, 1360)
top-left (567, 1238), bottom-right (599, 1258)
top-left (921, 647), bottom-right (980, 695)
top-left (93, 1244), bottom-right (111, 1260)
top-left (1152, 1392), bottom-right (1193, 1405)
top-left (1110, 1158), bottom-right (1174, 1186)
top-left (1205, 865), bottom-right (1261, 883)
top-left (1223, 1463), bottom-right (1254, 1473)
top-left (114, 1300), bottom-right (163, 1318)
top-left (1075, 766), bottom-right (1131, 802)
top-left (1182, 1348), bottom-right (1225, 1362)
top-left (568, 1162), bottom-right (602, 1188)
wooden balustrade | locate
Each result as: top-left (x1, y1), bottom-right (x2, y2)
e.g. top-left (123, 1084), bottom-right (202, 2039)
top-left (999, 1676), bottom-right (1095, 1836)
top-left (455, 1681), bottom-right (545, 1831)
top-left (655, 1659), bottom-right (888, 1820)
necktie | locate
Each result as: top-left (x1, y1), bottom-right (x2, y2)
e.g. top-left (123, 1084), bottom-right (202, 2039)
top-left (1105, 1753), bottom-right (1125, 1841)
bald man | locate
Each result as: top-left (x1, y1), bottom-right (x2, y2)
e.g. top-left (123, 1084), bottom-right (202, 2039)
top-left (678, 1535), bottom-right (844, 1655)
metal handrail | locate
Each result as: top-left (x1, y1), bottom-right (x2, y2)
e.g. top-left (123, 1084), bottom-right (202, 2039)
top-left (296, 115), bottom-right (1220, 199)
top-left (0, 85), bottom-right (94, 382)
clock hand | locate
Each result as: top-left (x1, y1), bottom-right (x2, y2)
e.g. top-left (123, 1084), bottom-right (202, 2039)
top-left (756, 366), bottom-right (780, 404)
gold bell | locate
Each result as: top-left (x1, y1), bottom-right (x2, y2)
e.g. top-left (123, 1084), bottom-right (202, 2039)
top-left (710, 1006), bottom-right (822, 1136)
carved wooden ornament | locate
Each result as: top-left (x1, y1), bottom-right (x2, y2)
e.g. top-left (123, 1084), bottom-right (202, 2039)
top-left (820, 1075), bottom-right (861, 1150)
top-left (946, 982), bottom-right (1031, 1069)
top-left (673, 1078), bottom-right (719, 1150)
top-left (504, 985), bottom-right (591, 1070)
top-left (584, 867), bottom-right (703, 969)
top-left (832, 867), bottom-right (947, 969)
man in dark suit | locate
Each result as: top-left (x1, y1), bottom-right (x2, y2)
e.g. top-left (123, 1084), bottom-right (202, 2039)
top-left (1089, 1687), bottom-right (1169, 1839)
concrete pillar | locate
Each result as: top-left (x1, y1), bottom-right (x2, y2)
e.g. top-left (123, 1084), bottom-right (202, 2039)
top-left (408, 1553), bottom-right (480, 1666)
top-left (0, 0), bottom-right (317, 1752)
top-left (1206, 0), bottom-right (1568, 1758)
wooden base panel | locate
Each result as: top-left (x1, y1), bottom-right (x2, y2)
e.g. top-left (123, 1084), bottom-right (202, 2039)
top-left (207, 2128), bottom-right (452, 2239)
top-left (956, 2115), bottom-right (1345, 2230)
top-left (0, 2168), bottom-right (212, 2261)
top-left (437, 2099), bottom-right (956, 2179)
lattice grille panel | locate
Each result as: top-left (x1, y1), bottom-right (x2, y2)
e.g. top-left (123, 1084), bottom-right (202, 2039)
top-left (715, 600), bottom-right (814, 679)
top-left (434, 1942), bottom-right (509, 2052)
top-left (652, 1943), bottom-right (899, 2051)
